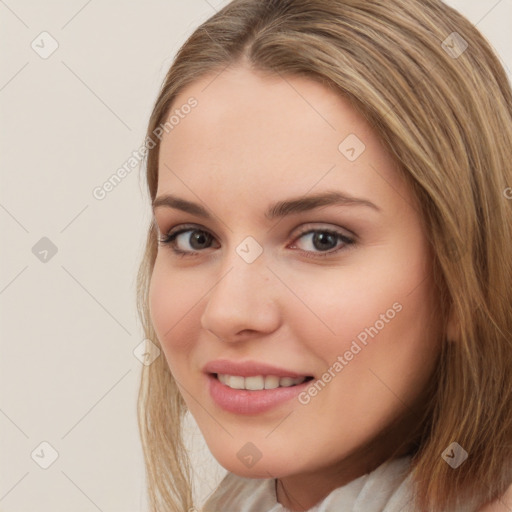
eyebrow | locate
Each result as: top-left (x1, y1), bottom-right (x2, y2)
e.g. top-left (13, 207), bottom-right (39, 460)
top-left (152, 190), bottom-right (380, 220)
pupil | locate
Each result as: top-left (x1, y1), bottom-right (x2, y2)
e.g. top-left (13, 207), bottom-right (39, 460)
top-left (313, 232), bottom-right (336, 251)
top-left (191, 231), bottom-right (210, 249)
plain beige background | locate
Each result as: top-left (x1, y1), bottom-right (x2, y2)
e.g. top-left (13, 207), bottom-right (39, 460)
top-left (0, 1), bottom-right (511, 511)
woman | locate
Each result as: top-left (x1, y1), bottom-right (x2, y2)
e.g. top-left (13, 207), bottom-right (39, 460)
top-left (136, 0), bottom-right (512, 510)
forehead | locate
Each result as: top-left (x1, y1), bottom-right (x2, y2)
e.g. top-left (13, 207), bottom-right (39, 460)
top-left (161, 65), bottom-right (370, 159)
top-left (156, 65), bottom-right (412, 217)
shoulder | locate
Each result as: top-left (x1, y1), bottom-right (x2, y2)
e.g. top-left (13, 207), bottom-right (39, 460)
top-left (476, 482), bottom-right (512, 512)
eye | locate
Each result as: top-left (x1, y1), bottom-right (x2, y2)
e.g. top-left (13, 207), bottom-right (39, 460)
top-left (158, 225), bottom-right (218, 256)
top-left (157, 223), bottom-right (355, 259)
top-left (289, 227), bottom-right (355, 258)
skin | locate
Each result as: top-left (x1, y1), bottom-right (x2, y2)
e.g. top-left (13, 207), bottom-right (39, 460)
top-left (481, 488), bottom-right (512, 512)
top-left (149, 64), bottom-right (447, 511)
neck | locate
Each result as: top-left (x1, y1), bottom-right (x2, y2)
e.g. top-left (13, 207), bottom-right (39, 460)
top-left (275, 414), bottom-right (420, 511)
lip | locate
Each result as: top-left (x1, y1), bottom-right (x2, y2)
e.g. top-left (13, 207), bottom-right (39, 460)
top-left (203, 359), bottom-right (311, 378)
top-left (206, 373), bottom-right (313, 415)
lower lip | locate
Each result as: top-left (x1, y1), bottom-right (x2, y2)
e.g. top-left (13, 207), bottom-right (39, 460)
top-left (207, 373), bottom-right (313, 415)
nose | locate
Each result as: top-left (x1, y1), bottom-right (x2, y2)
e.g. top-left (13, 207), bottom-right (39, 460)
top-left (200, 253), bottom-right (281, 342)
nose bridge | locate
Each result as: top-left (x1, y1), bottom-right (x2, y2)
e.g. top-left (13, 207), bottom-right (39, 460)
top-left (220, 258), bottom-right (264, 302)
top-left (200, 241), bottom-right (279, 339)
top-left (214, 233), bottom-right (270, 300)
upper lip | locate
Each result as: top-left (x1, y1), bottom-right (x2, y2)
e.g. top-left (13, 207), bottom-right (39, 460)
top-left (203, 359), bottom-right (312, 378)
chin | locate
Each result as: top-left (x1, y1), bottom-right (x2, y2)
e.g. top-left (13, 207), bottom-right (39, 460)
top-left (212, 450), bottom-right (302, 479)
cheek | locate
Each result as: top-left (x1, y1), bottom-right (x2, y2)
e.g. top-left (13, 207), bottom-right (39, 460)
top-left (272, 259), bottom-right (440, 454)
top-left (283, 244), bottom-right (440, 380)
top-left (148, 259), bottom-right (203, 367)
top-left (279, 264), bottom-right (413, 354)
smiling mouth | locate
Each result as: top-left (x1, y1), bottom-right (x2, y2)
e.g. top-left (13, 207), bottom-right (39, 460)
top-left (212, 373), bottom-right (315, 391)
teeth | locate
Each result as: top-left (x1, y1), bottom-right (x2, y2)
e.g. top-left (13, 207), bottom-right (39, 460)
top-left (264, 375), bottom-right (280, 389)
top-left (279, 377), bottom-right (295, 387)
top-left (217, 374), bottom-right (308, 390)
top-left (245, 376), bottom-right (265, 390)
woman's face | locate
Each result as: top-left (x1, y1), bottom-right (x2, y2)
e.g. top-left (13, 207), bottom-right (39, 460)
top-left (149, 65), bottom-right (443, 483)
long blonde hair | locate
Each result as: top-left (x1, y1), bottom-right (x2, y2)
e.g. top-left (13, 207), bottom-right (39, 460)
top-left (136, 0), bottom-right (512, 510)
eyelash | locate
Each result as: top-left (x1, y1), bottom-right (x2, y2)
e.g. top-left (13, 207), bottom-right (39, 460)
top-left (157, 223), bottom-right (355, 260)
